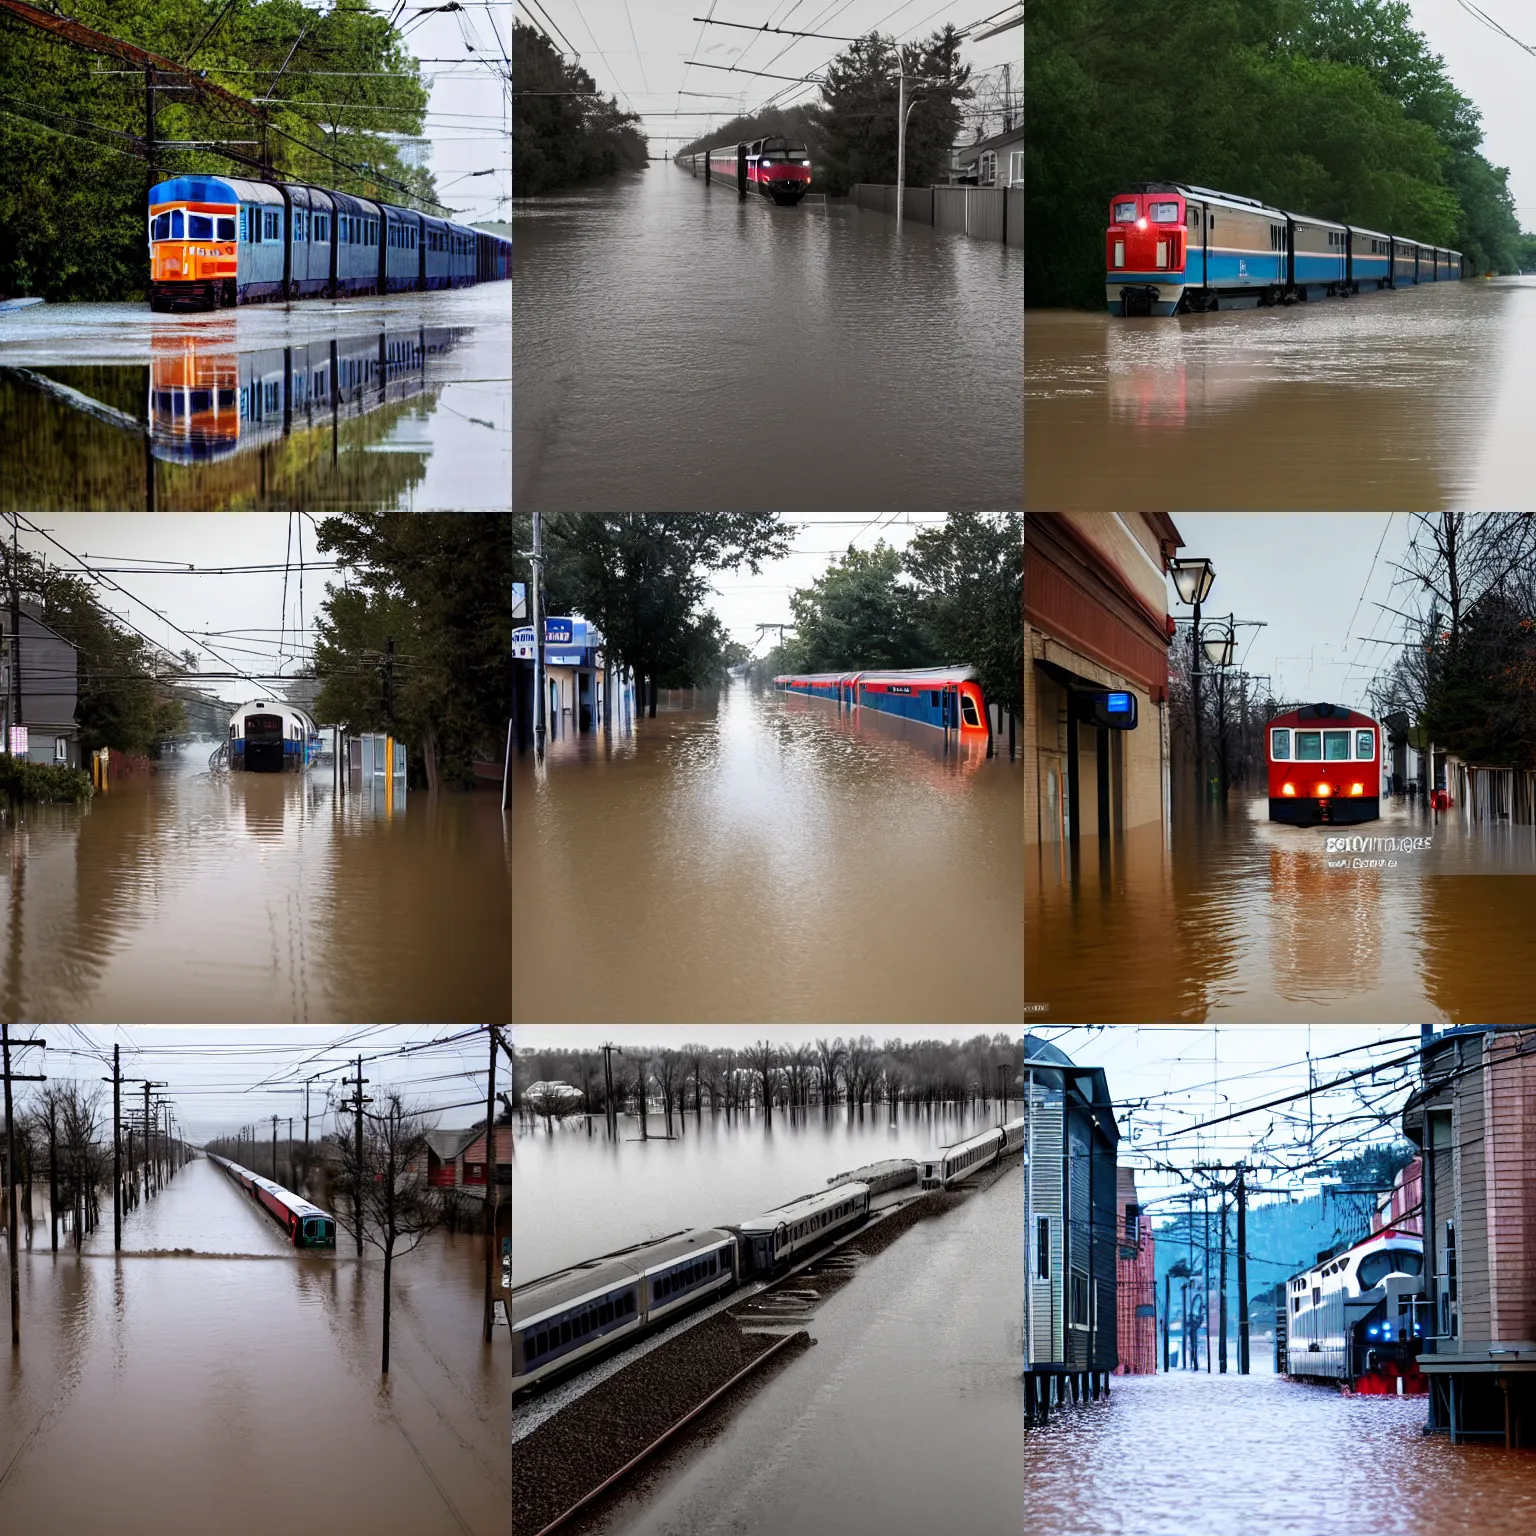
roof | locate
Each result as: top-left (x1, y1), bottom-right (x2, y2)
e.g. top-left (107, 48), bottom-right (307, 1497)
top-left (955, 123), bottom-right (1022, 158)
top-left (777, 667), bottom-right (977, 686)
top-left (426, 1128), bottom-right (479, 1161)
top-left (737, 1182), bottom-right (869, 1234)
top-left (461, 1126), bottom-right (512, 1166)
top-left (150, 176), bottom-right (285, 207)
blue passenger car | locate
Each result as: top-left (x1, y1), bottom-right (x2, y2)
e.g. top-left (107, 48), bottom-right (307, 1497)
top-left (282, 183), bottom-right (335, 297)
top-left (382, 205), bottom-right (421, 293)
top-left (1348, 226), bottom-right (1392, 291)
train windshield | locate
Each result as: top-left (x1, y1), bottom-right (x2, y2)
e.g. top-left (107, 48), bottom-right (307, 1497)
top-left (1270, 729), bottom-right (1290, 760)
top-left (1112, 201), bottom-right (1137, 222)
top-left (1356, 730), bottom-right (1375, 758)
top-left (960, 694), bottom-right (981, 728)
top-left (1323, 731), bottom-right (1350, 760)
top-left (1148, 200), bottom-right (1181, 223)
top-left (1295, 731), bottom-right (1322, 761)
top-left (759, 140), bottom-right (808, 161)
top-left (1357, 1249), bottom-right (1422, 1287)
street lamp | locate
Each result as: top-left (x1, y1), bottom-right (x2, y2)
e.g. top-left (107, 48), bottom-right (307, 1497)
top-left (895, 71), bottom-right (925, 231)
top-left (1200, 618), bottom-right (1237, 801)
top-left (1168, 556), bottom-right (1217, 803)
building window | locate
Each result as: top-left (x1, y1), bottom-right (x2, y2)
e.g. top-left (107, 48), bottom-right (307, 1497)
top-left (1007, 150), bottom-right (1022, 186)
top-left (1070, 1271), bottom-right (1089, 1326)
top-left (1124, 1204), bottom-right (1140, 1244)
top-left (54, 737), bottom-right (67, 762)
top-left (1036, 1216), bottom-right (1050, 1280)
top-left (978, 150), bottom-right (997, 187)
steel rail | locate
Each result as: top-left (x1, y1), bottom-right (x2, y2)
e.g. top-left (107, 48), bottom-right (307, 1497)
top-left (529, 1328), bottom-right (809, 1536)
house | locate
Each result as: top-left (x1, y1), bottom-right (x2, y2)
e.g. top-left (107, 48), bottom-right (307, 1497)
top-left (949, 123), bottom-right (1022, 188)
top-left (1114, 1167), bottom-right (1158, 1374)
top-left (512, 613), bottom-right (635, 750)
top-left (1403, 1025), bottom-right (1536, 1447)
top-left (2, 592), bottom-right (81, 768)
top-left (1024, 1035), bottom-right (1120, 1419)
top-left (425, 1122), bottom-right (510, 1194)
top-left (1025, 514), bottom-right (1184, 846)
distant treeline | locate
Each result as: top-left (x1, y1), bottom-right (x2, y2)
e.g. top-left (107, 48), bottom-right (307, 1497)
top-left (515, 1035), bottom-right (1024, 1131)
top-left (1026, 0), bottom-right (1527, 308)
top-left (513, 22), bottom-right (647, 195)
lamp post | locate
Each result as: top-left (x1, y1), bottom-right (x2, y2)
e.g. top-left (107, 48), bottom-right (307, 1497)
top-left (895, 70), bottom-right (924, 231)
top-left (1168, 557), bottom-right (1216, 803)
top-left (530, 512), bottom-right (545, 761)
top-left (1201, 618), bottom-right (1237, 803)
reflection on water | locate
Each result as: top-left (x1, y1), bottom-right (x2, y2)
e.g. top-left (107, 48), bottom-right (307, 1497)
top-left (0, 749), bottom-right (508, 1022)
top-left (1025, 277), bottom-right (1536, 509)
top-left (147, 326), bottom-right (468, 462)
top-left (1025, 1370), bottom-right (1536, 1536)
top-left (0, 1157), bottom-right (509, 1536)
top-left (513, 167), bottom-right (1022, 510)
top-left (511, 683), bottom-right (1022, 1023)
top-left (512, 1098), bottom-right (1022, 1285)
top-left (0, 287), bottom-right (510, 509)
top-left (1025, 793), bottom-right (1536, 1022)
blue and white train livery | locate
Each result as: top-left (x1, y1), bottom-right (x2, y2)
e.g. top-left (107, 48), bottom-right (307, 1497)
top-left (228, 700), bottom-right (322, 773)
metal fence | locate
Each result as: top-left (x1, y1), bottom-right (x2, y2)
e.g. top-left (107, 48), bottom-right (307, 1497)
top-left (1448, 761), bottom-right (1536, 824)
top-left (851, 183), bottom-right (1020, 246)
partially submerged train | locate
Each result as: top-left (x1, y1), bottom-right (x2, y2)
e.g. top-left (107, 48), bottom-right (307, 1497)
top-left (148, 174), bottom-right (511, 310)
top-left (775, 667), bottom-right (992, 742)
top-left (228, 700), bottom-right (322, 773)
top-left (209, 1153), bottom-right (337, 1248)
top-left (514, 1124), bottom-right (1024, 1394)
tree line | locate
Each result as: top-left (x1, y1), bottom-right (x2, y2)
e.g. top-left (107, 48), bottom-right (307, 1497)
top-left (1026, 0), bottom-right (1526, 309)
top-left (514, 1034), bottom-right (1024, 1136)
top-left (0, 0), bottom-right (435, 303)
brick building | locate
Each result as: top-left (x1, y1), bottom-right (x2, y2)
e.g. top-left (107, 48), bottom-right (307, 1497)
top-left (1024, 514), bottom-right (1183, 847)
top-left (1114, 1167), bottom-right (1158, 1374)
top-left (1405, 1026), bottom-right (1536, 1447)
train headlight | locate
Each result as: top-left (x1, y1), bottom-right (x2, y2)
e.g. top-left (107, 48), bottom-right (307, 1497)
top-left (1137, 217), bottom-right (1147, 229)
top-left (1315, 783), bottom-right (1332, 797)
top-left (1281, 782), bottom-right (1296, 797)
top-left (1350, 783), bottom-right (1364, 796)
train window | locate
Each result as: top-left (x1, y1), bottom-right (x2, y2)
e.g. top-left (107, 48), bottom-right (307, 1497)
top-left (1355, 730), bottom-right (1374, 759)
top-left (216, 216), bottom-right (235, 240)
top-left (169, 209), bottom-right (184, 239)
top-left (961, 695), bottom-right (981, 728)
top-left (1148, 202), bottom-right (1178, 222)
top-left (1270, 729), bottom-right (1290, 760)
top-left (1113, 201), bottom-right (1137, 223)
top-left (1294, 731), bottom-right (1322, 761)
top-left (1323, 731), bottom-right (1349, 761)
top-left (151, 213), bottom-right (170, 241)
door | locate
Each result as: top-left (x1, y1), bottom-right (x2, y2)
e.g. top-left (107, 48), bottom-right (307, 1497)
top-left (243, 713), bottom-right (285, 772)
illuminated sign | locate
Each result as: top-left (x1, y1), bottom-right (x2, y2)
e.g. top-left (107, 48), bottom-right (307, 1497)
top-left (1074, 690), bottom-right (1139, 730)
top-left (544, 619), bottom-right (573, 644)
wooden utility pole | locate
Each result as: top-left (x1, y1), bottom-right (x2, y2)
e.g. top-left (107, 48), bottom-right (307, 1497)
top-left (1219, 1189), bottom-right (1229, 1374)
top-left (271, 1114), bottom-right (279, 1183)
top-left (483, 1025), bottom-right (501, 1343)
top-left (288, 1117), bottom-right (294, 1188)
top-left (1236, 1164), bottom-right (1250, 1375)
top-left (2, 1024), bottom-right (46, 1348)
top-left (111, 1048), bottom-right (120, 1248)
top-left (341, 1058), bottom-right (371, 1256)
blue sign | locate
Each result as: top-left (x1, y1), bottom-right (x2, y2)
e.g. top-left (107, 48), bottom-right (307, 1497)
top-left (1107, 692), bottom-right (1131, 714)
top-left (544, 619), bottom-right (573, 644)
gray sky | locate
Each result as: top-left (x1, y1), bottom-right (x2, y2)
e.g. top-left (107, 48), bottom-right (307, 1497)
top-left (14, 513), bottom-right (345, 709)
top-left (1031, 1025), bottom-right (1422, 1219)
top-left (1168, 513), bottom-right (1419, 709)
top-left (514, 1), bottom-right (1023, 158)
top-left (1409, 1), bottom-right (1535, 234)
top-left (512, 1024), bottom-right (1020, 1049)
top-left (708, 511), bottom-right (950, 652)
top-left (8, 1025), bottom-right (500, 1145)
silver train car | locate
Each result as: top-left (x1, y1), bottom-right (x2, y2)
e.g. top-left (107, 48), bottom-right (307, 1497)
top-left (1284, 1228), bottom-right (1425, 1388)
top-left (919, 1126), bottom-right (1012, 1190)
top-left (228, 700), bottom-right (321, 773)
top-left (731, 1182), bottom-right (871, 1274)
top-left (512, 1228), bottom-right (736, 1392)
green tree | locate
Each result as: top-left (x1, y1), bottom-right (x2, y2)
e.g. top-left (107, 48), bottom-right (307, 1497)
top-left (783, 541), bottom-right (938, 673)
top-left (513, 22), bottom-right (647, 196)
top-left (312, 513), bottom-right (511, 791)
top-left (538, 514), bottom-right (791, 716)
top-left (904, 513), bottom-right (1023, 721)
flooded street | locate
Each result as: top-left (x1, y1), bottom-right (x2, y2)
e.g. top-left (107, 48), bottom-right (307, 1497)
top-left (582, 1160), bottom-right (1021, 1536)
top-left (510, 683), bottom-right (1022, 1023)
top-left (0, 286), bottom-right (510, 509)
top-left (512, 168), bottom-right (1022, 510)
top-left (1026, 1370), bottom-right (1536, 1536)
top-left (0, 1155), bottom-right (509, 1536)
top-left (511, 1099), bottom-right (1022, 1287)
top-left (0, 746), bottom-right (509, 1023)
top-left (1025, 793), bottom-right (1536, 1022)
top-left (1025, 277), bottom-right (1536, 509)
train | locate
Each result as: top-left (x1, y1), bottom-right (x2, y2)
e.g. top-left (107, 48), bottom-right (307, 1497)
top-left (1282, 1228), bottom-right (1425, 1393)
top-left (682, 136), bottom-right (814, 205)
top-left (1106, 181), bottom-right (1463, 317)
top-left (208, 1153), bottom-right (337, 1248)
top-left (228, 700), bottom-right (323, 773)
top-left (1267, 703), bottom-right (1382, 825)
top-left (147, 174), bottom-right (512, 311)
top-left (774, 667), bottom-right (991, 742)
top-left (919, 1120), bottom-right (1025, 1190)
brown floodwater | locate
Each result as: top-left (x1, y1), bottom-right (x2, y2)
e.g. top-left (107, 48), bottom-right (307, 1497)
top-left (510, 683), bottom-right (1023, 1023)
top-left (0, 748), bottom-right (509, 1023)
top-left (1025, 1369), bottom-right (1536, 1536)
top-left (1026, 792), bottom-right (1536, 1023)
top-left (0, 1155), bottom-right (509, 1536)
top-left (1025, 276), bottom-right (1536, 509)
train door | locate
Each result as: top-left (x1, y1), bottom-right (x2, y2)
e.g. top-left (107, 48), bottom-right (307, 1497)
top-left (244, 713), bottom-right (285, 772)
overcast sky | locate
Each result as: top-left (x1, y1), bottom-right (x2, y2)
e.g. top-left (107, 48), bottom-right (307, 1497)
top-left (14, 513), bottom-right (346, 709)
top-left (9, 1025), bottom-right (499, 1145)
top-left (1167, 513), bottom-right (1423, 709)
top-left (1031, 1024), bottom-right (1422, 1219)
top-left (515, 1), bottom-right (1023, 157)
top-left (1409, 0), bottom-right (1536, 234)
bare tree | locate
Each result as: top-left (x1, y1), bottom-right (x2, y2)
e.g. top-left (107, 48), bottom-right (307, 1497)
top-left (337, 1093), bottom-right (442, 1374)
top-left (654, 1050), bottom-right (682, 1138)
top-left (815, 1037), bottom-right (844, 1112)
top-left (745, 1040), bottom-right (778, 1126)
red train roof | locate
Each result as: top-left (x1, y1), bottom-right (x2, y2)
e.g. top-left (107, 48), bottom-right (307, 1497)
top-left (1267, 703), bottom-right (1380, 728)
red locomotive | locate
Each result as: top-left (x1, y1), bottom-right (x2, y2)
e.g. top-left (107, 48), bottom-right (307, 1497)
top-left (1267, 703), bottom-right (1382, 825)
top-left (704, 136), bottom-right (813, 205)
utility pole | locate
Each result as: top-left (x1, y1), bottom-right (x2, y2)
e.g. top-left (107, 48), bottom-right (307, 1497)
top-left (2, 1024), bottom-right (46, 1347)
top-left (10, 514), bottom-right (21, 756)
top-left (142, 1082), bottom-right (165, 1199)
top-left (1162, 1268), bottom-right (1170, 1372)
top-left (288, 1117), bottom-right (293, 1187)
top-left (531, 511), bottom-right (545, 759)
top-left (1236, 1164), bottom-right (1250, 1375)
top-left (602, 1045), bottom-right (616, 1141)
top-left (271, 1114), bottom-right (279, 1183)
top-left (341, 1058), bottom-right (371, 1257)
top-left (1219, 1188), bottom-right (1229, 1374)
top-left (895, 64), bottom-right (923, 232)
top-left (1203, 1189), bottom-right (1211, 1373)
top-left (110, 1049), bottom-right (120, 1248)
top-left (125, 1123), bottom-right (134, 1213)
top-left (484, 1025), bottom-right (501, 1343)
